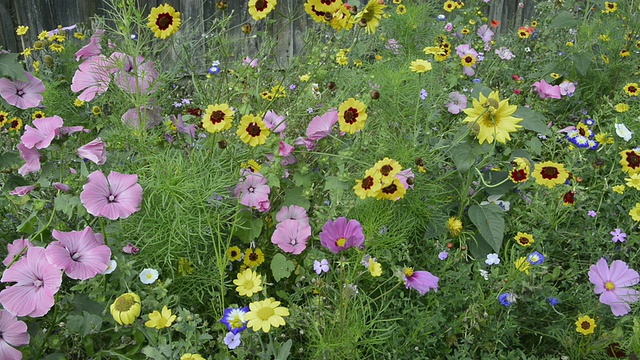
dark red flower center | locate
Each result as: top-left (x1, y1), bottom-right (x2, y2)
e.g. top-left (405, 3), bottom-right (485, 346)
top-left (380, 165), bottom-right (393, 176)
top-left (510, 169), bottom-right (528, 182)
top-left (230, 250), bottom-right (238, 257)
top-left (628, 85), bottom-right (638, 93)
top-left (246, 122), bottom-right (261, 137)
top-left (249, 252), bottom-right (258, 261)
top-left (581, 321), bottom-right (590, 330)
top-left (626, 151), bottom-right (640, 168)
top-left (381, 183), bottom-right (398, 194)
top-left (255, 0), bottom-right (268, 11)
top-left (563, 191), bottom-right (574, 204)
top-left (156, 13), bottom-right (173, 30)
top-left (343, 108), bottom-right (358, 124)
top-left (10, 120), bottom-right (19, 128)
top-left (463, 55), bottom-right (474, 64)
top-left (16, 89), bottom-right (25, 97)
top-left (578, 127), bottom-right (586, 136)
top-left (310, 5), bottom-right (325, 17)
top-left (361, 176), bottom-right (374, 190)
top-left (518, 237), bottom-right (529, 245)
top-left (210, 110), bottom-right (225, 124)
top-left (540, 166), bottom-right (559, 180)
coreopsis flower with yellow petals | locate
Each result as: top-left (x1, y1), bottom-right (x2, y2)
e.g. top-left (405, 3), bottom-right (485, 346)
top-left (462, 91), bottom-right (523, 144)
top-left (249, 0), bottom-right (277, 21)
top-left (237, 114), bottom-right (270, 146)
top-left (531, 161), bottom-right (569, 189)
top-left (355, 0), bottom-right (386, 34)
top-left (338, 98), bottom-right (368, 133)
top-left (624, 83), bottom-right (639, 97)
top-left (16, 26), bottom-right (28, 36)
top-left (575, 315), bottom-right (596, 335)
top-left (354, 168), bottom-right (382, 199)
top-left (202, 103), bottom-right (234, 133)
top-left (376, 178), bottom-right (407, 201)
top-left (620, 149), bottom-right (640, 175)
top-left (147, 4), bottom-right (181, 39)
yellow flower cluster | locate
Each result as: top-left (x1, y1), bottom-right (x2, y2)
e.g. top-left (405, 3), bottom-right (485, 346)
top-left (353, 158), bottom-right (409, 201)
top-left (423, 35), bottom-right (452, 62)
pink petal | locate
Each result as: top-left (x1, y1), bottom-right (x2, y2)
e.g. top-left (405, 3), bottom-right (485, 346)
top-left (610, 260), bottom-right (640, 287)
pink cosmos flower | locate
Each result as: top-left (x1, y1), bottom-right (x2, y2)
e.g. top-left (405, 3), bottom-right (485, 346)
top-left (0, 309), bottom-right (30, 360)
top-left (271, 219), bottom-right (312, 255)
top-left (242, 56), bottom-right (258, 68)
top-left (319, 217), bottom-right (365, 254)
top-left (46, 227), bottom-right (111, 280)
top-left (110, 52), bottom-right (157, 95)
top-left (275, 205), bottom-right (309, 226)
top-left (306, 109), bottom-right (338, 141)
top-left (588, 258), bottom-right (639, 316)
top-left (403, 269), bottom-right (439, 295)
top-left (71, 55), bottom-right (113, 101)
top-left (234, 173), bottom-right (270, 210)
top-left (75, 29), bottom-right (104, 61)
top-left (0, 72), bottom-right (45, 110)
top-left (9, 185), bottom-right (36, 196)
top-left (455, 44), bottom-right (478, 58)
top-left (445, 91), bottom-right (467, 114)
top-left (3, 237), bottom-right (33, 267)
top-left (77, 138), bottom-right (107, 165)
top-left (0, 247), bottom-right (63, 317)
top-left (80, 170), bottom-right (143, 220)
top-left (477, 25), bottom-right (494, 43)
top-left (263, 110), bottom-right (286, 134)
top-left (531, 79), bottom-right (562, 100)
top-left (559, 81), bottom-right (576, 97)
top-left (17, 142), bottom-right (41, 176)
top-left (20, 116), bottom-right (64, 149)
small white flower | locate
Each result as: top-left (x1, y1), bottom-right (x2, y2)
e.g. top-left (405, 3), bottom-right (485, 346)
top-left (139, 268), bottom-right (159, 284)
top-left (479, 269), bottom-right (489, 280)
top-left (615, 123), bottom-right (633, 142)
top-left (485, 253), bottom-right (501, 266)
top-left (101, 259), bottom-right (117, 275)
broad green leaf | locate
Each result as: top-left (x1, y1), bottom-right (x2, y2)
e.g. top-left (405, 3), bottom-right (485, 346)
top-left (514, 107), bottom-right (550, 135)
top-left (271, 253), bottom-right (295, 282)
top-left (451, 142), bottom-right (475, 173)
top-left (549, 11), bottom-right (579, 28)
top-left (294, 172), bottom-right (312, 188)
top-left (0, 53), bottom-right (27, 81)
top-left (231, 210), bottom-right (263, 243)
top-left (282, 187), bottom-right (310, 210)
top-left (17, 211), bottom-right (38, 233)
top-left (483, 171), bottom-right (515, 196)
top-left (468, 204), bottom-right (504, 253)
top-left (0, 152), bottom-right (21, 170)
top-left (526, 137), bottom-right (543, 156)
top-left (468, 233), bottom-right (494, 260)
top-left (324, 176), bottom-right (351, 191)
top-left (66, 311), bottom-right (103, 337)
top-left (571, 52), bottom-right (592, 76)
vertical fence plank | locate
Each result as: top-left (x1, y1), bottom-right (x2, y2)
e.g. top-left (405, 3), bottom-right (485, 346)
top-left (0, 0), bottom-right (18, 52)
top-left (10, 0), bottom-right (55, 50)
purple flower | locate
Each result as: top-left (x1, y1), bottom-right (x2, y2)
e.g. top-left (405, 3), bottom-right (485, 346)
top-left (224, 332), bottom-right (241, 350)
top-left (445, 91), bottom-right (467, 114)
top-left (122, 243), bottom-right (139, 255)
top-left (220, 306), bottom-right (249, 334)
top-left (306, 109), bottom-right (338, 141)
top-left (77, 138), bottom-right (107, 165)
top-left (546, 297), bottom-right (558, 306)
top-left (121, 103), bottom-right (163, 129)
top-left (420, 89), bottom-right (428, 100)
top-left (242, 56), bottom-right (258, 68)
top-left (169, 114), bottom-right (197, 139)
top-left (276, 205), bottom-right (309, 226)
top-left (9, 185), bottom-right (36, 196)
top-left (531, 79), bottom-right (562, 100)
top-left (526, 251), bottom-right (545, 265)
top-left (0, 247), bottom-right (62, 317)
top-left (80, 170), bottom-right (143, 220)
top-left (588, 258), bottom-right (639, 316)
top-left (3, 237), bottom-right (33, 267)
top-left (495, 47), bottom-right (515, 60)
top-left (17, 142), bottom-right (41, 176)
top-left (477, 25), bottom-right (494, 42)
top-left (610, 229), bottom-right (627, 243)
top-left (314, 259), bottom-right (329, 274)
top-left (396, 168), bottom-right (415, 190)
top-left (438, 251), bottom-right (448, 260)
top-left (21, 116), bottom-right (64, 149)
top-left (0, 72), bottom-right (45, 110)
top-left (263, 110), bottom-right (286, 133)
top-left (271, 219), bottom-right (311, 255)
top-left (52, 182), bottom-right (71, 192)
top-left (403, 268), bottom-right (439, 295)
top-left (110, 52), bottom-right (157, 95)
top-left (319, 217), bottom-right (365, 253)
top-left (75, 29), bottom-right (104, 61)
top-left (234, 173), bottom-right (270, 211)
top-left (46, 227), bottom-right (111, 280)
top-left (588, 210), bottom-right (597, 218)
top-left (0, 309), bottom-right (30, 360)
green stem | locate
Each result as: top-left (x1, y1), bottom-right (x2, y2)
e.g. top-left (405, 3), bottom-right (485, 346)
top-left (34, 294), bottom-right (59, 360)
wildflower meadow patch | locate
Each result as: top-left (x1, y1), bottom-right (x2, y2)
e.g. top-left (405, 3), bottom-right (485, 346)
top-left (1, 0), bottom-right (640, 358)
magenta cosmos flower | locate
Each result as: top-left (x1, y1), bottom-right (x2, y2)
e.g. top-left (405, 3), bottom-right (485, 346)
top-left (0, 309), bottom-right (30, 360)
top-left (77, 138), bottom-right (107, 165)
top-left (20, 116), bottom-right (64, 149)
top-left (588, 258), bottom-right (639, 316)
top-left (319, 217), bottom-right (365, 253)
top-left (403, 268), bottom-right (439, 295)
top-left (71, 55), bottom-right (114, 101)
top-left (0, 247), bottom-right (62, 317)
top-left (0, 71), bottom-right (45, 110)
top-left (80, 170), bottom-right (143, 220)
top-left (46, 227), bottom-right (111, 280)
top-left (271, 219), bottom-right (312, 255)
top-left (234, 172), bottom-right (270, 211)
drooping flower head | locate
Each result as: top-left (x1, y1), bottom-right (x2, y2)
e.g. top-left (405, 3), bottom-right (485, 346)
top-left (0, 247), bottom-right (63, 317)
top-left (20, 116), bottom-right (64, 149)
top-left (77, 138), bottom-right (107, 165)
top-left (319, 217), bottom-right (365, 253)
top-left (338, 98), bottom-right (368, 134)
top-left (0, 309), bottom-right (30, 360)
top-left (80, 170), bottom-right (143, 220)
top-left (462, 90), bottom-right (523, 144)
top-left (202, 103), bottom-right (234, 133)
top-left (248, 0), bottom-right (277, 21)
top-left (237, 114), bottom-right (270, 146)
top-left (46, 227), bottom-right (111, 280)
top-left (271, 219), bottom-right (312, 255)
top-left (531, 161), bottom-right (569, 189)
top-left (244, 298), bottom-right (289, 333)
top-left (147, 4), bottom-right (181, 39)
top-left (402, 267), bottom-right (439, 295)
top-left (0, 72), bottom-right (45, 110)
top-left (220, 306), bottom-right (249, 334)
top-left (110, 292), bottom-right (141, 325)
top-left (588, 258), bottom-right (639, 316)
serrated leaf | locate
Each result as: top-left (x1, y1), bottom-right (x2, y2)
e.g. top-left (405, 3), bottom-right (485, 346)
top-left (549, 11), bottom-right (579, 28)
top-left (514, 107), bottom-right (550, 135)
top-left (294, 172), bottom-right (312, 188)
top-left (324, 176), bottom-right (350, 191)
top-left (468, 204), bottom-right (504, 253)
top-left (271, 253), bottom-right (295, 282)
top-left (0, 53), bottom-right (27, 81)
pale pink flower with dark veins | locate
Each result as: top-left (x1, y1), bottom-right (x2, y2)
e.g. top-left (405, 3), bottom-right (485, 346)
top-left (77, 138), bottom-right (107, 165)
top-left (2, 237), bottom-right (33, 267)
top-left (0, 72), bottom-right (45, 110)
top-left (46, 227), bottom-right (111, 280)
top-left (75, 29), bottom-right (104, 61)
top-left (17, 142), bottom-right (41, 176)
top-left (263, 110), bottom-right (286, 133)
top-left (275, 205), bottom-right (309, 226)
top-left (234, 173), bottom-right (270, 210)
top-left (306, 109), bottom-right (338, 141)
top-left (110, 52), bottom-right (157, 95)
top-left (20, 116), bottom-right (64, 149)
top-left (271, 219), bottom-right (312, 255)
top-left (588, 258), bottom-right (639, 316)
top-left (445, 91), bottom-right (467, 114)
top-left (71, 55), bottom-right (114, 101)
top-left (0, 309), bottom-right (30, 360)
top-left (9, 185), bottom-right (36, 196)
top-left (0, 247), bottom-right (63, 317)
top-left (80, 170), bottom-right (143, 220)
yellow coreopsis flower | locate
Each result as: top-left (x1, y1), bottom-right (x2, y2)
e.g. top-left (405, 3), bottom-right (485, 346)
top-left (575, 315), bottom-right (596, 335)
top-left (147, 3), bottom-right (182, 39)
top-left (354, 168), bottom-right (382, 199)
top-left (249, 0), bottom-right (277, 21)
top-left (531, 161), bottom-right (569, 189)
top-left (237, 114), bottom-right (270, 146)
top-left (145, 306), bottom-right (177, 329)
top-left (338, 98), bottom-right (368, 134)
top-left (462, 90), bottom-right (523, 144)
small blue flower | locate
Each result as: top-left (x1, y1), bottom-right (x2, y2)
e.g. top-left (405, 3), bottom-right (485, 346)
top-left (220, 306), bottom-right (249, 334)
top-left (436, 14), bottom-right (446, 21)
top-left (224, 331), bottom-right (241, 350)
top-left (546, 297), bottom-right (558, 306)
top-left (130, 34), bottom-right (138, 40)
top-left (526, 251), bottom-right (545, 265)
top-left (438, 251), bottom-right (448, 260)
top-left (420, 89), bottom-right (428, 100)
top-left (208, 65), bottom-right (221, 75)
top-left (498, 293), bottom-right (512, 307)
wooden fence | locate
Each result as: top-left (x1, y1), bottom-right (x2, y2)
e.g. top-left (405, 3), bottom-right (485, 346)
top-left (1, 0), bottom-right (537, 60)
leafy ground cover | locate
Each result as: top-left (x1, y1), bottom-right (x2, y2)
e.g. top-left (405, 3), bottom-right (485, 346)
top-left (1, 0), bottom-right (640, 358)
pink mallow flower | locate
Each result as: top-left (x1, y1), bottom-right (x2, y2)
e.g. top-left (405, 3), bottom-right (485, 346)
top-left (445, 91), bottom-right (467, 114)
top-left (20, 116), bottom-right (64, 149)
top-left (234, 172), bottom-right (270, 211)
top-left (476, 25), bottom-right (494, 43)
top-left (588, 258), bottom-right (639, 316)
top-left (403, 268), bottom-right (439, 295)
top-left (17, 143), bottom-right (41, 176)
top-left (77, 138), bottom-right (107, 165)
top-left (121, 103), bottom-right (163, 129)
top-left (271, 219), bottom-right (312, 255)
top-left (0, 247), bottom-right (63, 317)
top-left (110, 52), bottom-right (157, 95)
top-left (46, 227), bottom-right (111, 280)
top-left (531, 79), bottom-right (562, 100)
top-left (278, 141), bottom-right (294, 157)
top-left (319, 217), bottom-right (365, 254)
top-left (396, 168), bottom-right (415, 190)
top-left (0, 72), bottom-right (45, 110)
top-left (75, 29), bottom-right (104, 61)
top-left (275, 205), bottom-right (309, 226)
top-left (3, 237), bottom-right (34, 267)
top-left (263, 110), bottom-right (286, 134)
top-left (0, 309), bottom-right (30, 360)
top-left (71, 55), bottom-right (114, 101)
top-left (242, 56), bottom-right (258, 68)
top-left (306, 109), bottom-right (338, 141)
top-left (9, 185), bottom-right (36, 197)
top-left (80, 170), bottom-right (143, 220)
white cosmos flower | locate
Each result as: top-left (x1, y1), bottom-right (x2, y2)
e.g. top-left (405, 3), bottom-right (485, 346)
top-left (139, 268), bottom-right (159, 284)
top-left (615, 123), bottom-right (633, 142)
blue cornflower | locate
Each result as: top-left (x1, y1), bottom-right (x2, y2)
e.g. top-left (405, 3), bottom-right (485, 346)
top-left (583, 118), bottom-right (595, 126)
top-left (220, 306), bottom-right (249, 334)
top-left (546, 297), bottom-right (558, 306)
top-left (526, 251), bottom-right (545, 265)
top-left (498, 293), bottom-right (512, 307)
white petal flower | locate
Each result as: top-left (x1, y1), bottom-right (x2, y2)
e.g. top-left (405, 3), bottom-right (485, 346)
top-left (101, 259), bottom-right (117, 275)
top-left (615, 123), bottom-right (633, 142)
top-left (139, 268), bottom-right (159, 284)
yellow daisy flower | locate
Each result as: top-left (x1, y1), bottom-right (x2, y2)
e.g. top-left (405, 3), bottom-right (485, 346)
top-left (575, 315), bottom-right (596, 335)
top-left (202, 103), bottom-right (234, 133)
top-left (145, 306), bottom-right (177, 329)
top-left (514, 232), bottom-right (534, 247)
top-left (110, 293), bottom-right (142, 325)
top-left (233, 268), bottom-right (263, 297)
top-left (355, 0), bottom-right (386, 34)
top-left (245, 298), bottom-right (289, 333)
top-left (147, 3), bottom-right (182, 39)
top-left (531, 161), bottom-right (569, 188)
top-left (447, 217), bottom-right (463, 237)
top-left (249, 0), bottom-right (277, 21)
top-left (620, 149), bottom-right (640, 175)
top-left (375, 178), bottom-right (406, 201)
top-left (243, 248), bottom-right (265, 267)
top-left (462, 90), bottom-right (523, 144)
top-left (338, 98), bottom-right (368, 134)
top-left (16, 26), bottom-right (29, 36)
top-left (624, 83), bottom-right (639, 96)
top-left (409, 59), bottom-right (432, 73)
top-left (237, 114), bottom-right (270, 146)
top-left (629, 203), bottom-right (640, 221)
top-left (354, 168), bottom-right (382, 199)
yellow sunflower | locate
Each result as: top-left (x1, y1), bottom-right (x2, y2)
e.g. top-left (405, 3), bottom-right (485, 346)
top-left (147, 4), bottom-right (181, 40)
top-left (514, 232), bottom-right (534, 247)
top-left (355, 0), bottom-right (386, 34)
top-left (354, 168), bottom-right (382, 199)
top-left (620, 149), bottom-right (640, 175)
top-left (575, 315), bottom-right (596, 335)
top-left (237, 114), bottom-right (270, 146)
top-left (145, 306), bottom-right (177, 329)
top-left (531, 161), bottom-right (569, 188)
top-left (462, 90), bottom-right (523, 144)
top-left (409, 59), bottom-right (432, 73)
top-left (338, 98), bottom-right (368, 134)
top-left (244, 298), bottom-right (290, 333)
top-left (233, 268), bottom-right (263, 297)
top-left (202, 103), bottom-right (234, 133)
top-left (110, 293), bottom-right (142, 325)
top-left (249, 0), bottom-right (277, 21)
